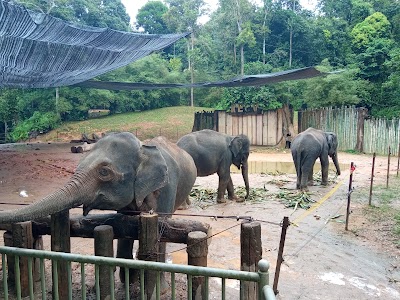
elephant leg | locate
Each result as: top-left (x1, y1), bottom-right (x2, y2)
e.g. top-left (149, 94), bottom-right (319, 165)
top-left (300, 159), bottom-right (315, 190)
top-left (227, 176), bottom-right (239, 200)
top-left (294, 164), bottom-right (301, 189)
top-left (117, 238), bottom-right (136, 284)
top-left (320, 156), bottom-right (329, 185)
top-left (217, 173), bottom-right (230, 203)
top-left (307, 162), bottom-right (315, 186)
top-left (177, 196), bottom-right (191, 210)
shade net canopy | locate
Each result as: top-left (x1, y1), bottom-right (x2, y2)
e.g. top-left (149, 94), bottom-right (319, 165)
top-left (0, 0), bottom-right (189, 88)
top-left (75, 67), bottom-right (324, 90)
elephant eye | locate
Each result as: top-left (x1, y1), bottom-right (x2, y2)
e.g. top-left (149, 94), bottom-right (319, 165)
top-left (98, 166), bottom-right (113, 181)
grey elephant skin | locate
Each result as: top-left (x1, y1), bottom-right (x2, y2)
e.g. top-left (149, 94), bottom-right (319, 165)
top-left (0, 132), bottom-right (197, 223)
top-left (291, 127), bottom-right (341, 190)
top-left (177, 129), bottom-right (250, 203)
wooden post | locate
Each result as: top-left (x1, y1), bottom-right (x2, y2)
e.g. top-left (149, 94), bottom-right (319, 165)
top-left (51, 210), bottom-right (71, 300)
top-left (240, 221), bottom-right (262, 300)
top-left (345, 162), bottom-right (354, 231)
top-left (94, 225), bottom-right (114, 300)
top-left (387, 146), bottom-right (391, 188)
top-left (137, 213), bottom-right (159, 300)
top-left (397, 143), bottom-right (400, 177)
top-left (12, 222), bottom-right (34, 298)
top-left (273, 217), bottom-right (289, 295)
top-left (187, 231), bottom-right (208, 300)
top-left (355, 107), bottom-right (368, 152)
top-left (369, 153), bottom-right (376, 206)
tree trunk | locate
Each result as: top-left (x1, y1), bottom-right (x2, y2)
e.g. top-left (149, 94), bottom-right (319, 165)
top-left (190, 32), bottom-right (194, 107)
top-left (356, 107), bottom-right (368, 152)
top-left (282, 103), bottom-right (294, 147)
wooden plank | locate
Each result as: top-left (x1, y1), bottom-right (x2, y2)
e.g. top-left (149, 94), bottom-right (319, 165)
top-left (256, 114), bottom-right (263, 145)
top-left (262, 113), bottom-right (269, 146)
top-left (277, 109), bottom-right (284, 146)
top-left (232, 115), bottom-right (238, 136)
top-left (226, 114), bottom-right (233, 136)
top-left (251, 114), bottom-right (257, 145)
top-left (239, 114), bottom-right (244, 136)
top-left (218, 111), bottom-right (226, 133)
top-left (242, 115), bottom-right (248, 139)
top-left (267, 111), bottom-right (277, 145)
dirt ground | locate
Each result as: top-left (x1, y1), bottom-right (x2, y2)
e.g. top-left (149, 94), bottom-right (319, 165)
top-left (0, 140), bottom-right (399, 299)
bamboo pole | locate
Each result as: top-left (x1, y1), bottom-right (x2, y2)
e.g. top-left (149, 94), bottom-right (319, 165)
top-left (345, 162), bottom-right (354, 231)
top-left (387, 146), bottom-right (391, 188)
top-left (369, 153), bottom-right (376, 206)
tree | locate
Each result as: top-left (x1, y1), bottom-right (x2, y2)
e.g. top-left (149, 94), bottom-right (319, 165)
top-left (15, 0), bottom-right (131, 31)
top-left (163, 0), bottom-right (207, 106)
top-left (136, 1), bottom-right (169, 33)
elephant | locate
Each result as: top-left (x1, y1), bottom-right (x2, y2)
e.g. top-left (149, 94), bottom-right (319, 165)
top-left (177, 129), bottom-right (250, 204)
top-left (0, 133), bottom-right (197, 287)
top-left (0, 132), bottom-right (196, 223)
top-left (291, 127), bottom-right (341, 190)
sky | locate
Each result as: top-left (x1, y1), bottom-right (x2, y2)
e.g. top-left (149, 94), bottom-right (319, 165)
top-left (121, 0), bottom-right (318, 26)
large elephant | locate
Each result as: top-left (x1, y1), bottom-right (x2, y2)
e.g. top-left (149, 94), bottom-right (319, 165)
top-left (177, 129), bottom-right (250, 203)
top-left (0, 132), bottom-right (197, 223)
top-left (291, 127), bottom-right (341, 190)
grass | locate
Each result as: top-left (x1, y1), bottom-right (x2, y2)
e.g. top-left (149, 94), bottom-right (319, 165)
top-left (361, 176), bottom-right (400, 243)
top-left (43, 106), bottom-right (212, 142)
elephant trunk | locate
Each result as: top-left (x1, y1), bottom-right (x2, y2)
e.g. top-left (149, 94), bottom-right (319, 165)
top-left (332, 154), bottom-right (341, 176)
top-left (241, 160), bottom-right (250, 199)
top-left (0, 171), bottom-right (97, 224)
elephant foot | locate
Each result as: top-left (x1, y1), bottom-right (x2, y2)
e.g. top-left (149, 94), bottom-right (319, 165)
top-left (321, 181), bottom-right (328, 186)
top-left (217, 198), bottom-right (227, 203)
top-left (235, 197), bottom-right (245, 203)
top-left (177, 202), bottom-right (189, 210)
top-left (119, 267), bottom-right (138, 284)
top-left (300, 186), bottom-right (309, 192)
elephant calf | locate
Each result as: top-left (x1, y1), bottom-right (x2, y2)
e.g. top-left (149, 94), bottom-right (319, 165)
top-left (291, 127), bottom-right (341, 190)
top-left (177, 129), bottom-right (250, 203)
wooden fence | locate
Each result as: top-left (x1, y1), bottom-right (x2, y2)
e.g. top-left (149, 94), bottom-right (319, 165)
top-left (193, 110), bottom-right (284, 146)
top-left (299, 106), bottom-right (400, 156)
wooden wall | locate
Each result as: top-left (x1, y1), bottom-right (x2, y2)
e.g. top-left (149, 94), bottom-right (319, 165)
top-left (216, 109), bottom-right (284, 146)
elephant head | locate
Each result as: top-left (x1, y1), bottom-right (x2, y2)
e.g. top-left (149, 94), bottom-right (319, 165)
top-left (0, 132), bottom-right (169, 223)
top-left (230, 134), bottom-right (250, 198)
top-left (326, 132), bottom-right (341, 176)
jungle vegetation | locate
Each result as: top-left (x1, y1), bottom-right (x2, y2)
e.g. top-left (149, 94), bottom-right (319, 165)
top-left (1, 0), bottom-right (399, 141)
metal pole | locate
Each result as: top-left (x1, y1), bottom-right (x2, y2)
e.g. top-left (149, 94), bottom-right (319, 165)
top-left (345, 162), bottom-right (354, 231)
top-left (273, 216), bottom-right (289, 295)
top-left (387, 146), bottom-right (391, 188)
top-left (369, 153), bottom-right (376, 206)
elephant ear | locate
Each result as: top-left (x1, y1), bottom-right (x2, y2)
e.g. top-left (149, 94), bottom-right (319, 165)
top-left (134, 145), bottom-right (169, 208)
top-left (326, 132), bottom-right (337, 156)
top-left (229, 136), bottom-right (243, 157)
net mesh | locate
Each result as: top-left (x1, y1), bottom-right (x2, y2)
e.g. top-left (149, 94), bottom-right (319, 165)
top-left (0, 1), bottom-right (188, 88)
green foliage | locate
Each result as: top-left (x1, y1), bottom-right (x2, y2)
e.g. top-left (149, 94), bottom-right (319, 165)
top-left (136, 1), bottom-right (169, 33)
top-left (351, 12), bottom-right (391, 51)
top-left (15, 0), bottom-right (131, 31)
top-left (10, 112), bottom-right (60, 141)
top-left (303, 69), bottom-right (371, 108)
